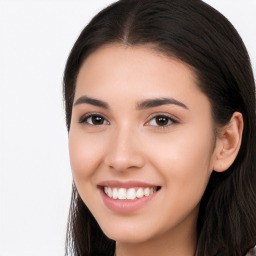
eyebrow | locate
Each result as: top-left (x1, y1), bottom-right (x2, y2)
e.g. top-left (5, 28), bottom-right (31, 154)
top-left (74, 95), bottom-right (188, 110)
top-left (136, 97), bottom-right (189, 110)
top-left (74, 96), bottom-right (109, 109)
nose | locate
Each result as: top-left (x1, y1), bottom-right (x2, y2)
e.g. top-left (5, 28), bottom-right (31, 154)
top-left (104, 127), bottom-right (145, 172)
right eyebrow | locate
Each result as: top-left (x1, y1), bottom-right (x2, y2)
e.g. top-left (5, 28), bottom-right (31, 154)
top-left (73, 95), bottom-right (109, 109)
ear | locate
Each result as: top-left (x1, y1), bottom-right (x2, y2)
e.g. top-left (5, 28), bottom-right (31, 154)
top-left (213, 112), bottom-right (243, 172)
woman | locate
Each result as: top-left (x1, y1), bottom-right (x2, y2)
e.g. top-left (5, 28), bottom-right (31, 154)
top-left (63, 0), bottom-right (256, 255)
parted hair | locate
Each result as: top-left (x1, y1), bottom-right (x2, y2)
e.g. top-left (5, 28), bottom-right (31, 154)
top-left (63, 0), bottom-right (256, 255)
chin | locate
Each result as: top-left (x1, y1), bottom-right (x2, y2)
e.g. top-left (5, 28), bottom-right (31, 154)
top-left (106, 231), bottom-right (153, 244)
top-left (99, 219), bottom-right (160, 244)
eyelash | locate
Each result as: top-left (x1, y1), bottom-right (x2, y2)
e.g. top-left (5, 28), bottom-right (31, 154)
top-left (79, 113), bottom-right (110, 126)
top-left (146, 114), bottom-right (178, 128)
top-left (79, 113), bottom-right (178, 128)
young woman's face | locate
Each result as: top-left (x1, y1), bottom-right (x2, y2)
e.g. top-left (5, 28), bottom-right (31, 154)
top-left (69, 44), bottom-right (218, 245)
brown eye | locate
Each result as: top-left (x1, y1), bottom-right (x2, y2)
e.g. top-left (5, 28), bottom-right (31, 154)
top-left (91, 115), bottom-right (105, 125)
top-left (79, 114), bottom-right (109, 126)
top-left (147, 115), bottom-right (177, 127)
top-left (155, 116), bottom-right (169, 126)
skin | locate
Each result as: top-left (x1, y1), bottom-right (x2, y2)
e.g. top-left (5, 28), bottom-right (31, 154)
top-left (68, 44), bottom-right (243, 256)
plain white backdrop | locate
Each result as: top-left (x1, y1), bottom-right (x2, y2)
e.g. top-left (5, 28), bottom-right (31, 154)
top-left (0, 1), bottom-right (255, 255)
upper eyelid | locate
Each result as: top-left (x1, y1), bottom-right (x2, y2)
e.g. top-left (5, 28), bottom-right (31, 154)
top-left (78, 112), bottom-right (179, 125)
top-left (145, 113), bottom-right (179, 123)
top-left (79, 112), bottom-right (110, 124)
top-left (144, 114), bottom-right (179, 130)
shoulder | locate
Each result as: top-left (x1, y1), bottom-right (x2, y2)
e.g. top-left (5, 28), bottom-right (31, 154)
top-left (245, 246), bottom-right (256, 256)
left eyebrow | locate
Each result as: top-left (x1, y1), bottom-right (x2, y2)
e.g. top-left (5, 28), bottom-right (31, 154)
top-left (136, 97), bottom-right (189, 110)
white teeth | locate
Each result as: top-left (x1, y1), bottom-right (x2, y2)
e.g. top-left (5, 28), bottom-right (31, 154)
top-left (107, 187), bottom-right (113, 198)
top-left (118, 188), bottom-right (127, 200)
top-left (103, 186), bottom-right (158, 200)
top-left (113, 188), bottom-right (118, 199)
top-left (127, 188), bottom-right (136, 200)
top-left (136, 188), bottom-right (144, 198)
top-left (144, 188), bottom-right (150, 197)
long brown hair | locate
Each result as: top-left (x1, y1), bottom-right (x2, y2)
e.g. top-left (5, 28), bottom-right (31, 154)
top-left (63, 0), bottom-right (256, 255)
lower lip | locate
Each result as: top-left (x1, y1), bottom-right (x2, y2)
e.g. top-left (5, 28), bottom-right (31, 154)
top-left (99, 188), bottom-right (159, 213)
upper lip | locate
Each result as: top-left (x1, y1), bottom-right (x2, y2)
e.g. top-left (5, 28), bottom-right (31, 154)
top-left (97, 180), bottom-right (160, 188)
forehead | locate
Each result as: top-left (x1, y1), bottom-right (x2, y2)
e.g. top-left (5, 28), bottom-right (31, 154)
top-left (75, 44), bottom-right (210, 113)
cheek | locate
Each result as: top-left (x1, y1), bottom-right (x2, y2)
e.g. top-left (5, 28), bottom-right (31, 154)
top-left (68, 128), bottom-right (105, 181)
top-left (146, 125), bottom-right (214, 189)
top-left (144, 128), bottom-right (214, 228)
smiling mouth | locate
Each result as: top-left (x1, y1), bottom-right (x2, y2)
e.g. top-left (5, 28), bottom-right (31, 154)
top-left (102, 186), bottom-right (161, 200)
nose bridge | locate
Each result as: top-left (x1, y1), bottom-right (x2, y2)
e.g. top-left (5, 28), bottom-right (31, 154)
top-left (104, 124), bottom-right (144, 171)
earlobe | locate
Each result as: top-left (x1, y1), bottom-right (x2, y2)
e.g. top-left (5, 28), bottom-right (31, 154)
top-left (213, 112), bottom-right (243, 173)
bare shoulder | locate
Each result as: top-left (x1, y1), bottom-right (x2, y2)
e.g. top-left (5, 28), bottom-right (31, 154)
top-left (246, 246), bottom-right (256, 256)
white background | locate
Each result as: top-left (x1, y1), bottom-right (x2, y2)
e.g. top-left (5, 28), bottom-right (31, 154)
top-left (0, 1), bottom-right (255, 256)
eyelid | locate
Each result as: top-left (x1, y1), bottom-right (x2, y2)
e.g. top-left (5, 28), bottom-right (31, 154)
top-left (145, 113), bottom-right (179, 128)
top-left (78, 112), bottom-right (178, 128)
top-left (79, 112), bottom-right (110, 125)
